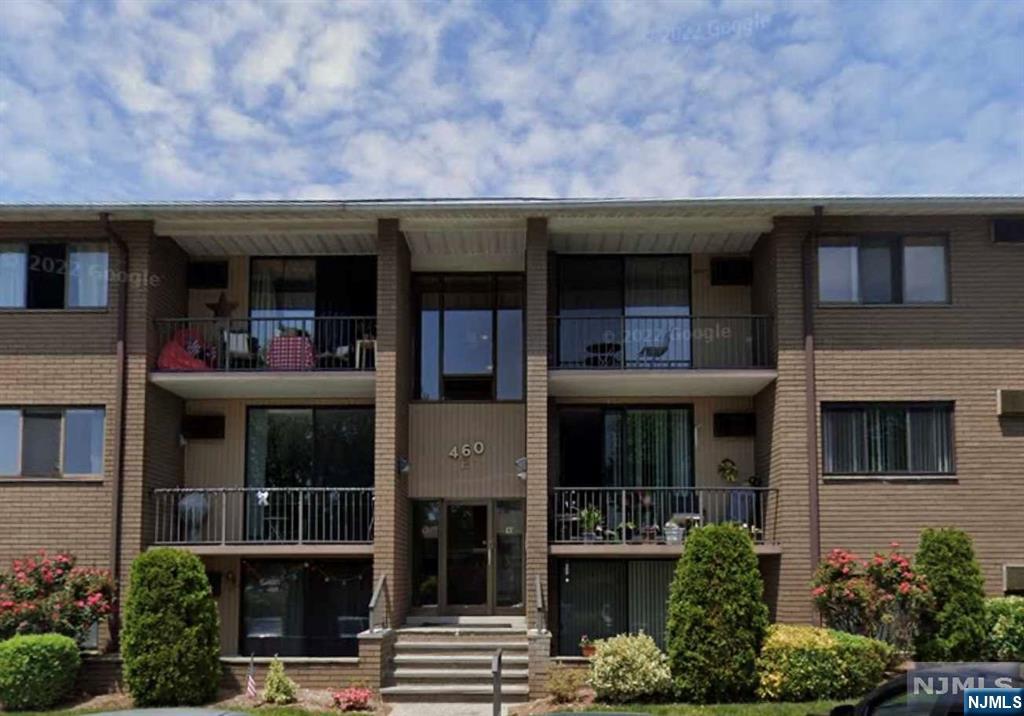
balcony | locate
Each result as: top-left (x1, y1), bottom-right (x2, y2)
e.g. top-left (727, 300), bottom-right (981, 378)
top-left (549, 486), bottom-right (778, 556)
top-left (150, 316), bottom-right (376, 399)
top-left (152, 487), bottom-right (374, 556)
top-left (548, 315), bottom-right (776, 397)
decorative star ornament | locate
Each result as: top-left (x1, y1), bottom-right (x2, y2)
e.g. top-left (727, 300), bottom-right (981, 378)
top-left (206, 291), bottom-right (238, 317)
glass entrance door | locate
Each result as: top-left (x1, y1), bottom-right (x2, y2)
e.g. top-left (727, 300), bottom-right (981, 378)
top-left (446, 503), bottom-right (489, 609)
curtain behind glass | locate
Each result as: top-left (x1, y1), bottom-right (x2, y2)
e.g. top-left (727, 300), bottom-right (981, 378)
top-left (909, 407), bottom-right (952, 472)
top-left (246, 409), bottom-right (313, 488)
top-left (68, 244), bottom-right (108, 307)
top-left (0, 246), bottom-right (26, 307)
top-left (617, 408), bottom-right (692, 488)
top-left (624, 256), bottom-right (690, 366)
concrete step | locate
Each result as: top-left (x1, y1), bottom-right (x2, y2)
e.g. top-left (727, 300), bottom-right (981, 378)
top-left (404, 615), bottom-right (527, 629)
top-left (393, 667), bottom-right (529, 682)
top-left (394, 640), bottom-right (529, 654)
top-left (380, 684), bottom-right (530, 703)
top-left (395, 626), bottom-right (528, 637)
top-left (394, 654), bottom-right (529, 667)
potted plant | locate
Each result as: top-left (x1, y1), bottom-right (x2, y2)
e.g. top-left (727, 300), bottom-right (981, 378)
top-left (578, 505), bottom-right (602, 542)
top-left (617, 520), bottom-right (636, 543)
top-left (718, 457), bottom-right (739, 484)
top-left (579, 634), bottom-right (596, 658)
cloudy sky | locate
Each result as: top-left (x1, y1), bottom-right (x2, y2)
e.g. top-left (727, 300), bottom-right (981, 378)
top-left (0, 0), bottom-right (1022, 202)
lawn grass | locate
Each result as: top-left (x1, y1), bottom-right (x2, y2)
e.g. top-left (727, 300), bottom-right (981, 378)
top-left (564, 702), bottom-right (841, 715)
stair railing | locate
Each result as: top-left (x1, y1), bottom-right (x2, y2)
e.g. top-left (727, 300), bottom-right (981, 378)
top-left (534, 574), bottom-right (547, 633)
top-left (368, 575), bottom-right (389, 631)
top-left (491, 647), bottom-right (503, 716)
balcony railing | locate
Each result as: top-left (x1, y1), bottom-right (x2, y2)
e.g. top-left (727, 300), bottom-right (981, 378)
top-left (154, 316), bottom-right (377, 372)
top-left (549, 315), bottom-right (773, 370)
top-left (153, 487), bottom-right (374, 545)
top-left (550, 486), bottom-right (776, 544)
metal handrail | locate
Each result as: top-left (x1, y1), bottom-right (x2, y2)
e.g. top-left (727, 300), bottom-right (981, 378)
top-left (548, 314), bottom-right (773, 369)
top-left (154, 315), bottom-right (377, 372)
top-left (550, 485), bottom-right (777, 544)
top-left (368, 575), bottom-right (390, 631)
top-left (491, 648), bottom-right (503, 716)
top-left (534, 574), bottom-right (547, 633)
top-left (152, 486), bottom-right (374, 545)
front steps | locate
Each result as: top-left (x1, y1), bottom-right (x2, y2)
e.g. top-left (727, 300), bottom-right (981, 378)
top-left (380, 618), bottom-right (531, 703)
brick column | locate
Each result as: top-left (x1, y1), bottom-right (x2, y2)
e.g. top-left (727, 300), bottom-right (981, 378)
top-left (373, 219), bottom-right (411, 627)
top-left (524, 218), bottom-right (549, 631)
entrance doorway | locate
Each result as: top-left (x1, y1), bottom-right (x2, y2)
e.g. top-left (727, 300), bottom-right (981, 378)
top-left (411, 499), bottom-right (524, 615)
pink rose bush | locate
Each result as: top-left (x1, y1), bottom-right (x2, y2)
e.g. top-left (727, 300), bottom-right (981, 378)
top-left (0, 551), bottom-right (115, 644)
top-left (811, 545), bottom-right (929, 652)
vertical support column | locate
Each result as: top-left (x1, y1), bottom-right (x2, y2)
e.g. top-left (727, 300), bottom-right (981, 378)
top-left (373, 218), bottom-right (411, 628)
top-left (524, 218), bottom-right (549, 632)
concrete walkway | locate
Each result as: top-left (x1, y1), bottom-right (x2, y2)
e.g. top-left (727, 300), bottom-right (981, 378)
top-left (387, 703), bottom-right (513, 716)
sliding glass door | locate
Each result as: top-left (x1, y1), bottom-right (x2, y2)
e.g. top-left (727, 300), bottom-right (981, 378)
top-left (557, 256), bottom-right (691, 368)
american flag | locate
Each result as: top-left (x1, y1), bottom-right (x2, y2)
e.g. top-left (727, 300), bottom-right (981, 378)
top-left (246, 655), bottom-right (258, 699)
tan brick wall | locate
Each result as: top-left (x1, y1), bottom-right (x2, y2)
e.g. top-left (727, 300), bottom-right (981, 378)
top-left (373, 219), bottom-right (410, 625)
top-left (525, 218), bottom-right (549, 631)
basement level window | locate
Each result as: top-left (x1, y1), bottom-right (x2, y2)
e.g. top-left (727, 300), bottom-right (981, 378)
top-left (818, 235), bottom-right (948, 305)
top-left (0, 243), bottom-right (109, 309)
top-left (0, 407), bottom-right (105, 478)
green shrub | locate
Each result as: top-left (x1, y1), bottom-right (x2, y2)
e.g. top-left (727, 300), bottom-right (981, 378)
top-left (263, 656), bottom-right (298, 704)
top-left (0, 633), bottom-right (81, 710)
top-left (914, 528), bottom-right (987, 661)
top-left (985, 597), bottom-right (1024, 661)
top-left (666, 524), bottom-right (769, 703)
top-left (122, 548), bottom-right (220, 706)
top-left (756, 625), bottom-right (891, 701)
top-left (548, 665), bottom-right (586, 703)
top-left (588, 632), bottom-right (671, 703)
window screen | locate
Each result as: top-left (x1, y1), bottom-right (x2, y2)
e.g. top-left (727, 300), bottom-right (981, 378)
top-left (21, 410), bottom-right (62, 477)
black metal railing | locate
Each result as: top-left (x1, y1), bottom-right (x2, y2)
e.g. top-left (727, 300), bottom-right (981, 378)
top-left (550, 486), bottom-right (776, 544)
top-left (154, 316), bottom-right (377, 372)
top-left (153, 487), bottom-right (374, 545)
top-left (549, 315), bottom-right (773, 369)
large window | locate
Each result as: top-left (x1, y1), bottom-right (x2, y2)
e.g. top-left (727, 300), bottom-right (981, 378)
top-left (557, 406), bottom-right (694, 488)
top-left (0, 243), bottom-right (108, 309)
top-left (414, 274), bottom-right (523, 401)
top-left (822, 402), bottom-right (954, 476)
top-left (556, 255), bottom-right (691, 368)
top-left (818, 235), bottom-right (948, 304)
top-left (246, 407), bottom-right (373, 488)
top-left (241, 559), bottom-right (371, 657)
top-left (0, 407), bottom-right (105, 477)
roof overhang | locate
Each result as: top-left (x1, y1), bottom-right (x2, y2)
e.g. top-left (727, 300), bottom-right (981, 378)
top-left (548, 369), bottom-right (778, 398)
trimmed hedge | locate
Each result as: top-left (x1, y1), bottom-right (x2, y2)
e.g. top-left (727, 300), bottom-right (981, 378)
top-left (666, 523), bottom-right (769, 703)
top-left (0, 633), bottom-right (81, 710)
top-left (589, 632), bottom-right (671, 703)
top-left (914, 528), bottom-right (988, 661)
top-left (985, 597), bottom-right (1024, 661)
top-left (757, 625), bottom-right (892, 702)
top-left (122, 548), bottom-right (221, 706)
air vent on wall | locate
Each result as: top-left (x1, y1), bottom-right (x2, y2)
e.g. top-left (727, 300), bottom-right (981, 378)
top-left (992, 217), bottom-right (1024, 244)
top-left (181, 414), bottom-right (225, 440)
top-left (186, 261), bottom-right (229, 289)
top-left (714, 412), bottom-right (757, 438)
top-left (1005, 565), bottom-right (1024, 596)
top-left (997, 389), bottom-right (1024, 417)
top-left (710, 257), bottom-right (753, 286)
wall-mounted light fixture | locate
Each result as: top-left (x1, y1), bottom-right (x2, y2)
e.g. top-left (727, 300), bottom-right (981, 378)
top-left (396, 457), bottom-right (411, 476)
top-left (514, 456), bottom-right (528, 481)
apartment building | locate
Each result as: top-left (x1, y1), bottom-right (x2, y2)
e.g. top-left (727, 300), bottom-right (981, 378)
top-left (1, 198), bottom-right (1022, 700)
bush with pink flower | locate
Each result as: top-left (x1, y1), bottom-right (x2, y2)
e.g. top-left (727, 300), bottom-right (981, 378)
top-left (0, 551), bottom-right (115, 644)
top-left (811, 543), bottom-right (928, 653)
top-left (332, 685), bottom-right (373, 711)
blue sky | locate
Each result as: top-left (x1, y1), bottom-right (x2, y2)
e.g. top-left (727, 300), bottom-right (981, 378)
top-left (0, 0), bottom-right (1022, 202)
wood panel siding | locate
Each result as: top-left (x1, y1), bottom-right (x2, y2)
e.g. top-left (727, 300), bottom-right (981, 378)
top-left (408, 402), bottom-right (526, 499)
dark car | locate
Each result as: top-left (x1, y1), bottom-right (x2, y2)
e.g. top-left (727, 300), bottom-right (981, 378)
top-left (830, 667), bottom-right (1024, 715)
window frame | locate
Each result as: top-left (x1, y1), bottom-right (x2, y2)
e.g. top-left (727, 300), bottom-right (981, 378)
top-left (821, 401), bottom-right (956, 478)
top-left (556, 404), bottom-right (696, 488)
top-left (413, 272), bottom-right (525, 403)
top-left (0, 241), bottom-right (110, 311)
top-left (816, 233), bottom-right (951, 307)
top-left (0, 406), bottom-right (106, 480)
top-left (244, 405), bottom-right (375, 489)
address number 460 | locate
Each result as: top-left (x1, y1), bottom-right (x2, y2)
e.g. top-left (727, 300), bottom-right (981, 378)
top-left (449, 442), bottom-right (486, 459)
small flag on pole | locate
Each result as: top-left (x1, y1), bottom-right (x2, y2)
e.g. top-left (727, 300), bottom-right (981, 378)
top-left (246, 654), bottom-right (258, 699)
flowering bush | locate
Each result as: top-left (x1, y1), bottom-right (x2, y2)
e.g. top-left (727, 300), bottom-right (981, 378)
top-left (333, 685), bottom-right (373, 711)
top-left (589, 632), bottom-right (671, 703)
top-left (811, 544), bottom-right (928, 653)
top-left (0, 551), bottom-right (115, 644)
